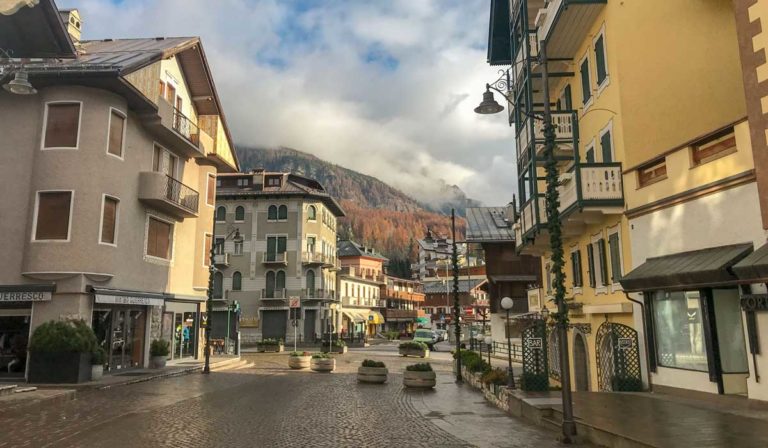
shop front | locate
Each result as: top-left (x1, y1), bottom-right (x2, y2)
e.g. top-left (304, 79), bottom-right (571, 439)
top-left (341, 309), bottom-right (367, 342)
top-left (0, 284), bottom-right (53, 378)
top-left (368, 311), bottom-right (384, 336)
top-left (162, 300), bottom-right (201, 361)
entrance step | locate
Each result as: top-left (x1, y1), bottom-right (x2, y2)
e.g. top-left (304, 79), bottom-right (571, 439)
top-left (13, 387), bottom-right (37, 393)
top-left (0, 385), bottom-right (17, 396)
top-left (210, 357), bottom-right (247, 372)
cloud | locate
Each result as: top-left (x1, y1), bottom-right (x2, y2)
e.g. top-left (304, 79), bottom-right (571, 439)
top-left (57, 0), bottom-right (517, 206)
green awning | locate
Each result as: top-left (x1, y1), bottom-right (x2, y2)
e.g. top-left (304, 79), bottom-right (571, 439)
top-left (733, 243), bottom-right (768, 283)
top-left (619, 243), bottom-right (753, 292)
top-left (416, 317), bottom-right (430, 324)
top-left (487, 0), bottom-right (511, 65)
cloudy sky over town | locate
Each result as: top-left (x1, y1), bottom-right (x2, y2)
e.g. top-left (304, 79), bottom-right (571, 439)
top-left (59, 0), bottom-right (515, 205)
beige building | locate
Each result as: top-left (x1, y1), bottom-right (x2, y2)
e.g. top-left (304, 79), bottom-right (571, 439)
top-left (213, 170), bottom-right (344, 344)
top-left (0, 8), bottom-right (239, 378)
top-left (336, 240), bottom-right (387, 340)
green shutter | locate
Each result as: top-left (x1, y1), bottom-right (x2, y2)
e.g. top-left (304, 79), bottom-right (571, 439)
top-left (277, 236), bottom-right (287, 253)
top-left (601, 130), bottom-right (612, 163)
top-left (598, 239), bottom-right (608, 286)
top-left (587, 244), bottom-right (596, 287)
top-left (564, 85), bottom-right (572, 110)
top-left (266, 237), bottom-right (276, 261)
top-left (580, 58), bottom-right (591, 104)
top-left (609, 233), bottom-right (621, 282)
top-left (575, 250), bottom-right (583, 287)
top-left (595, 35), bottom-right (607, 85)
top-left (585, 148), bottom-right (595, 163)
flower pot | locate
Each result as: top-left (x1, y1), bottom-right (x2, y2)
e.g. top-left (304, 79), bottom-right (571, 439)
top-left (288, 355), bottom-right (311, 369)
top-left (310, 358), bottom-right (336, 373)
top-left (151, 355), bottom-right (167, 369)
top-left (357, 366), bottom-right (388, 384)
top-left (28, 352), bottom-right (91, 384)
top-left (399, 347), bottom-right (429, 358)
top-left (91, 364), bottom-right (104, 381)
top-left (321, 345), bottom-right (347, 354)
top-left (403, 370), bottom-right (436, 389)
top-left (258, 344), bottom-right (284, 353)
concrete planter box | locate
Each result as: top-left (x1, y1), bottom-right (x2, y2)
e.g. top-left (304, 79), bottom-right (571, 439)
top-left (321, 345), bottom-right (347, 354)
top-left (91, 364), bottom-right (104, 381)
top-left (357, 366), bottom-right (388, 384)
top-left (310, 358), bottom-right (336, 373)
top-left (28, 352), bottom-right (91, 384)
top-left (151, 355), bottom-right (167, 369)
top-left (288, 355), bottom-right (311, 369)
top-left (399, 347), bottom-right (429, 358)
top-left (403, 370), bottom-right (436, 389)
top-left (257, 343), bottom-right (284, 353)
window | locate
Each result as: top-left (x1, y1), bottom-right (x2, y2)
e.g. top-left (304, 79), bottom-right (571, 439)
top-left (237, 178), bottom-right (249, 187)
top-left (235, 206), bottom-right (245, 221)
top-left (600, 124), bottom-right (613, 163)
top-left (594, 31), bottom-right (608, 87)
top-left (202, 234), bottom-right (213, 265)
top-left (100, 196), bottom-right (119, 245)
top-left (691, 129), bottom-right (737, 166)
top-left (584, 140), bottom-right (595, 163)
top-left (579, 56), bottom-right (591, 105)
top-left (43, 102), bottom-right (80, 149)
top-left (234, 239), bottom-right (243, 255)
top-left (558, 85), bottom-right (572, 111)
top-left (586, 243), bottom-right (596, 288)
top-left (232, 272), bottom-right (242, 291)
top-left (215, 206), bottom-right (226, 222)
top-left (266, 176), bottom-right (281, 187)
top-left (268, 205), bottom-right (278, 221)
top-left (266, 236), bottom-right (287, 261)
top-left (153, 144), bottom-right (178, 178)
top-left (635, 155), bottom-right (666, 184)
top-left (107, 109), bottom-right (126, 158)
top-left (596, 238), bottom-right (608, 287)
top-left (213, 272), bottom-right (223, 299)
top-left (206, 174), bottom-right (216, 206)
top-left (652, 291), bottom-right (707, 371)
top-left (307, 236), bottom-right (316, 253)
top-left (266, 270), bottom-right (286, 297)
top-left (570, 249), bottom-right (583, 288)
top-left (278, 205), bottom-right (288, 221)
top-left (308, 205), bottom-right (317, 221)
top-left (147, 217), bottom-right (172, 259)
top-left (306, 270), bottom-right (316, 297)
top-left (608, 231), bottom-right (622, 284)
top-left (34, 191), bottom-right (73, 241)
top-left (214, 237), bottom-right (225, 255)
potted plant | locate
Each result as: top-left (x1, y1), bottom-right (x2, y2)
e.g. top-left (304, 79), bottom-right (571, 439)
top-left (310, 353), bottom-right (335, 372)
top-left (257, 338), bottom-right (284, 353)
top-left (322, 339), bottom-right (348, 354)
top-left (399, 341), bottom-right (429, 358)
top-left (481, 368), bottom-right (508, 395)
top-left (28, 320), bottom-right (97, 383)
top-left (91, 347), bottom-right (106, 381)
top-left (357, 359), bottom-right (387, 384)
top-left (403, 362), bottom-right (436, 389)
top-left (288, 351), bottom-right (312, 369)
top-left (150, 339), bottom-right (170, 368)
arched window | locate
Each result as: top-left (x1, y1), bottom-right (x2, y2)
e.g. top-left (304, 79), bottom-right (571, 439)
top-left (232, 271), bottom-right (242, 291)
top-left (306, 270), bottom-right (315, 298)
top-left (308, 205), bottom-right (316, 221)
top-left (215, 206), bottom-right (226, 222)
top-left (235, 206), bottom-right (245, 221)
top-left (266, 271), bottom-right (276, 298)
top-left (267, 205), bottom-right (277, 221)
top-left (278, 205), bottom-right (288, 220)
top-left (213, 271), bottom-right (223, 298)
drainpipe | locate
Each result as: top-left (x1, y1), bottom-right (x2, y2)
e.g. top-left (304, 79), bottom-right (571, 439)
top-left (624, 292), bottom-right (653, 392)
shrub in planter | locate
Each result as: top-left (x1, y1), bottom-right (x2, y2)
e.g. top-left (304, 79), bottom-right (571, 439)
top-left (150, 339), bottom-right (170, 368)
top-left (399, 341), bottom-right (429, 358)
top-left (403, 362), bottom-right (436, 388)
top-left (288, 351), bottom-right (312, 369)
top-left (90, 347), bottom-right (106, 381)
top-left (310, 353), bottom-right (335, 372)
top-left (322, 339), bottom-right (348, 354)
top-left (257, 338), bottom-right (284, 352)
top-left (357, 359), bottom-right (387, 384)
top-left (480, 368), bottom-right (507, 388)
top-left (28, 320), bottom-right (98, 384)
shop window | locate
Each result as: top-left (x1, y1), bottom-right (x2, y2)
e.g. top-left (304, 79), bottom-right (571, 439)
top-left (278, 205), bottom-right (288, 220)
top-left (235, 206), bottom-right (245, 222)
top-left (215, 206), bottom-right (226, 222)
top-left (691, 129), bottom-right (737, 166)
top-left (637, 158), bottom-right (667, 188)
top-left (147, 217), bottom-right (172, 259)
top-left (651, 291), bottom-right (708, 371)
top-left (100, 196), bottom-right (119, 245)
top-left (232, 272), bottom-right (242, 291)
top-left (107, 109), bottom-right (126, 158)
top-left (268, 205), bottom-right (278, 221)
top-left (43, 102), bottom-right (80, 149)
top-left (34, 191), bottom-right (73, 241)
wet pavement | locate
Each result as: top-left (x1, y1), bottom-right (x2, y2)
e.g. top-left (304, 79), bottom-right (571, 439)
top-left (0, 343), bottom-right (566, 448)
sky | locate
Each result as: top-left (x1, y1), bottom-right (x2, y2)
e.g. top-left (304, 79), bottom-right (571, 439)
top-left (57, 0), bottom-right (516, 206)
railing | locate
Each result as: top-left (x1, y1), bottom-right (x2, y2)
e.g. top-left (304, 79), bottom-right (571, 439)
top-left (490, 341), bottom-right (523, 364)
top-left (303, 289), bottom-right (335, 299)
top-left (164, 175), bottom-right (199, 213)
top-left (533, 112), bottom-right (574, 142)
top-left (213, 253), bottom-right (230, 266)
top-left (382, 289), bottom-right (425, 302)
top-left (261, 288), bottom-right (286, 299)
top-left (519, 195), bottom-right (547, 237)
top-left (262, 252), bottom-right (288, 263)
top-left (302, 252), bottom-right (327, 264)
top-left (172, 106), bottom-right (199, 145)
top-left (580, 164), bottom-right (624, 201)
top-left (384, 309), bottom-right (418, 319)
top-left (537, 0), bottom-right (563, 44)
top-left (528, 31), bottom-right (539, 59)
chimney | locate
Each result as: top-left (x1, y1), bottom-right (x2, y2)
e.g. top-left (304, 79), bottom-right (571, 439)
top-left (59, 9), bottom-right (82, 45)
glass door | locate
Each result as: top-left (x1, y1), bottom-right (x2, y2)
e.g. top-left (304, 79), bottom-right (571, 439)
top-left (181, 312), bottom-right (197, 358)
top-left (0, 315), bottom-right (30, 377)
top-left (128, 310), bottom-right (145, 368)
top-left (92, 310), bottom-right (112, 370)
top-left (162, 312), bottom-right (173, 360)
top-left (111, 310), bottom-right (127, 369)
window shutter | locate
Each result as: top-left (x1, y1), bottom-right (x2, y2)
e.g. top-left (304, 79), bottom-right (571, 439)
top-left (598, 239), bottom-right (608, 286)
top-left (277, 236), bottom-right (287, 253)
top-left (207, 175), bottom-right (215, 206)
top-left (601, 130), bottom-right (613, 163)
top-left (609, 233), bottom-right (621, 283)
top-left (595, 35), bottom-right (607, 84)
top-left (564, 85), bottom-right (572, 110)
top-left (585, 148), bottom-right (595, 163)
top-left (268, 205), bottom-right (277, 220)
top-left (580, 59), bottom-right (591, 104)
top-left (276, 270), bottom-right (286, 290)
top-left (278, 205), bottom-right (287, 220)
top-left (572, 250), bottom-right (583, 287)
top-left (44, 103), bottom-right (80, 148)
top-left (148, 218), bottom-right (171, 259)
top-left (101, 197), bottom-right (118, 244)
top-left (587, 244), bottom-right (596, 287)
top-left (36, 191), bottom-right (72, 240)
top-left (107, 111), bottom-right (125, 157)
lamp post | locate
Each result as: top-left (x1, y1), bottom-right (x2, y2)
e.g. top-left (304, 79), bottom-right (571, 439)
top-left (451, 209), bottom-right (463, 384)
top-left (500, 296), bottom-right (516, 388)
top-left (484, 335), bottom-right (493, 366)
top-left (204, 225), bottom-right (240, 374)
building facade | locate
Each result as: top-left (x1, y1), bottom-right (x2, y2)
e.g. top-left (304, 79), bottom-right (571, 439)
top-left (0, 8), bottom-right (238, 378)
top-left (336, 240), bottom-right (387, 340)
top-left (380, 277), bottom-right (426, 334)
top-left (213, 170), bottom-right (344, 345)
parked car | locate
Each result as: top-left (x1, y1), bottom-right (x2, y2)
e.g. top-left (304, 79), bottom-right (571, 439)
top-left (434, 329), bottom-right (447, 342)
top-left (413, 329), bottom-right (438, 350)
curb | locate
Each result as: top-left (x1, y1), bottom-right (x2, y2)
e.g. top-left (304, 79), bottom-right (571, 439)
top-left (97, 365), bottom-right (203, 390)
top-left (0, 389), bottom-right (76, 416)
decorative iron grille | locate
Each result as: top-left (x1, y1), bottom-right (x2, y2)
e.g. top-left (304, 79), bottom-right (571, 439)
top-left (521, 319), bottom-right (549, 391)
top-left (595, 322), bottom-right (642, 392)
top-left (547, 326), bottom-right (561, 381)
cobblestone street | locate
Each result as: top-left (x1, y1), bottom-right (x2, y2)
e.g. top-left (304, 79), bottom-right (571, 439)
top-left (0, 344), bottom-right (565, 447)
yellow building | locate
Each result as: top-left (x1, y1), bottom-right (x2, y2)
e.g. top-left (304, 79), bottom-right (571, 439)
top-left (486, 0), bottom-right (749, 393)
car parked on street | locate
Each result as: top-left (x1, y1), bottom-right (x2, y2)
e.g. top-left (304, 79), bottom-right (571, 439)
top-left (434, 329), bottom-right (447, 342)
top-left (413, 329), bottom-right (438, 350)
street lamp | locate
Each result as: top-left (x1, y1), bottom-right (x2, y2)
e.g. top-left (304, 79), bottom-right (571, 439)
top-left (484, 335), bottom-right (493, 366)
top-left (500, 296), bottom-right (516, 388)
top-left (474, 86), bottom-right (504, 114)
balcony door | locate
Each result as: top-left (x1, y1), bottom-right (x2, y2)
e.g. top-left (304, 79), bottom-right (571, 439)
top-left (153, 144), bottom-right (178, 179)
top-left (306, 270), bottom-right (316, 298)
top-left (266, 236), bottom-right (287, 262)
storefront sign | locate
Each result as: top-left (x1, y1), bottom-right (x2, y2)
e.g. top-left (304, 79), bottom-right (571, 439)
top-left (94, 294), bottom-right (164, 307)
top-left (0, 291), bottom-right (51, 302)
top-left (741, 295), bottom-right (768, 312)
top-left (525, 337), bottom-right (543, 350)
top-left (618, 337), bottom-right (634, 351)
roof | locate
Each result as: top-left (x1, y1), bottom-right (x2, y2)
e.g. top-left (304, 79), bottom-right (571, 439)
top-left (0, 0), bottom-right (76, 58)
top-left (337, 240), bottom-right (388, 261)
top-left (733, 242), bottom-right (768, 283)
top-left (423, 278), bottom-right (485, 294)
top-left (620, 243), bottom-right (753, 292)
top-left (487, 0), bottom-right (511, 65)
top-left (465, 206), bottom-right (514, 243)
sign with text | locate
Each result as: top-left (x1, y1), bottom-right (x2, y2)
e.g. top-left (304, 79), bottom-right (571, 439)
top-left (525, 337), bottom-right (543, 350)
top-left (0, 291), bottom-right (51, 302)
top-left (95, 294), bottom-right (164, 307)
top-left (618, 337), bottom-right (634, 351)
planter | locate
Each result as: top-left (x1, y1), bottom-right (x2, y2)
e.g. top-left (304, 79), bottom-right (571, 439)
top-left (399, 347), bottom-right (429, 358)
top-left (151, 355), bottom-right (167, 369)
top-left (288, 355), bottom-right (311, 369)
top-left (403, 370), bottom-right (436, 389)
top-left (310, 358), bottom-right (336, 373)
top-left (321, 345), bottom-right (347, 354)
top-left (91, 364), bottom-right (104, 381)
top-left (28, 352), bottom-right (91, 384)
top-left (357, 366), bottom-right (388, 384)
top-left (257, 344), bottom-right (284, 353)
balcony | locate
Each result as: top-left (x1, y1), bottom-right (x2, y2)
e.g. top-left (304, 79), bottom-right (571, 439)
top-left (213, 253), bottom-right (230, 267)
top-left (302, 289), bottom-right (336, 300)
top-left (535, 0), bottom-right (606, 59)
top-left (383, 309), bottom-right (419, 320)
top-left (142, 97), bottom-right (206, 159)
top-left (138, 172), bottom-right (199, 219)
top-left (262, 252), bottom-right (288, 265)
top-left (301, 252), bottom-right (326, 266)
top-left (382, 289), bottom-right (425, 303)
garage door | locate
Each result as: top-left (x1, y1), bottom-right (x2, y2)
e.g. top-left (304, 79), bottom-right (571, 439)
top-left (261, 310), bottom-right (287, 340)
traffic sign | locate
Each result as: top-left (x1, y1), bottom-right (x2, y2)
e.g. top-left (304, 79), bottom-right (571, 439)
top-left (289, 297), bottom-right (300, 308)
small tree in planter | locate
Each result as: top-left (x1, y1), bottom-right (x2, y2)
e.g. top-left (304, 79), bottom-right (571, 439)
top-left (28, 320), bottom-right (98, 383)
top-left (357, 359), bottom-right (387, 384)
top-left (91, 347), bottom-right (106, 381)
top-left (310, 353), bottom-right (335, 372)
top-left (399, 341), bottom-right (429, 358)
top-left (288, 351), bottom-right (312, 369)
top-left (150, 339), bottom-right (170, 368)
top-left (257, 338), bottom-right (284, 353)
top-left (403, 362), bottom-right (436, 389)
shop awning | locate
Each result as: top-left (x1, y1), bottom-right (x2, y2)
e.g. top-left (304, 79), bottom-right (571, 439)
top-left (341, 309), bottom-right (366, 323)
top-left (619, 243), bottom-right (753, 292)
top-left (416, 317), bottom-right (430, 325)
top-left (733, 243), bottom-right (768, 283)
top-left (369, 311), bottom-right (385, 325)
top-left (92, 287), bottom-right (166, 307)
